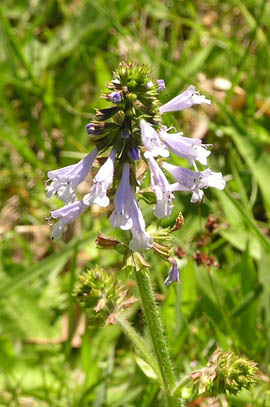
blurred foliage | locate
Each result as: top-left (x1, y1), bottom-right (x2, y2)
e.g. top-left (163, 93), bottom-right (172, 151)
top-left (0, 0), bottom-right (270, 405)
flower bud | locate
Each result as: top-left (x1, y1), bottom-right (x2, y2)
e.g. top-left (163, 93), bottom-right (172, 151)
top-left (95, 106), bottom-right (121, 121)
top-left (157, 79), bottom-right (165, 92)
top-left (190, 348), bottom-right (257, 396)
top-left (86, 122), bottom-right (103, 135)
top-left (109, 91), bottom-right (122, 103)
top-left (129, 147), bottom-right (141, 161)
top-left (95, 232), bottom-right (120, 248)
top-left (126, 92), bottom-right (137, 101)
top-left (73, 267), bottom-right (135, 326)
top-left (170, 212), bottom-right (184, 233)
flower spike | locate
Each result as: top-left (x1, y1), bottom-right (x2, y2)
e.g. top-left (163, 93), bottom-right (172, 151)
top-left (46, 61), bottom-right (225, 254)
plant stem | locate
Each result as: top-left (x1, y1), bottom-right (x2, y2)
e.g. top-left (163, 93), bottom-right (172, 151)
top-left (134, 267), bottom-right (181, 406)
top-left (116, 314), bottom-right (162, 384)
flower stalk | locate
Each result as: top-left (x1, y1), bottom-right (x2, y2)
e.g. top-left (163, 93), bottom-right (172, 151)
top-left (134, 265), bottom-right (181, 406)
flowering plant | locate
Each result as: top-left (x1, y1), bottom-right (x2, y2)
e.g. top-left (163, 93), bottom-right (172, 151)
top-left (46, 61), bottom-right (225, 279)
top-left (46, 62), bottom-right (256, 406)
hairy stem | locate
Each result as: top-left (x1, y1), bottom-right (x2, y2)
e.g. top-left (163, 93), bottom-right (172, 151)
top-left (116, 313), bottom-right (162, 384)
top-left (134, 267), bottom-right (181, 406)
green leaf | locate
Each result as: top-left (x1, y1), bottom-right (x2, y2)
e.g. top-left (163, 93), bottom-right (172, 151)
top-left (221, 124), bottom-right (270, 212)
top-left (217, 189), bottom-right (270, 253)
top-left (0, 237), bottom-right (93, 299)
top-left (135, 356), bottom-right (158, 381)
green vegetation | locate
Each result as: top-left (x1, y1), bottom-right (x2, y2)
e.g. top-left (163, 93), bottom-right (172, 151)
top-left (0, 0), bottom-right (269, 405)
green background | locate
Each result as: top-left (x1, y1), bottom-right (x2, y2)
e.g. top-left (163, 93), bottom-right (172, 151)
top-left (0, 0), bottom-right (269, 405)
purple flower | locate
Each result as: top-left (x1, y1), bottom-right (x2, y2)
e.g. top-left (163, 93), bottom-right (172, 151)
top-left (159, 85), bottom-right (211, 114)
top-left (163, 162), bottom-right (225, 203)
top-left (164, 258), bottom-right (180, 286)
top-left (140, 120), bottom-right (169, 158)
top-left (46, 148), bottom-right (98, 205)
top-left (157, 79), bottom-right (165, 92)
top-left (51, 200), bottom-right (87, 240)
top-left (129, 195), bottom-right (153, 251)
top-left (86, 123), bottom-right (102, 135)
top-left (147, 79), bottom-right (165, 92)
top-left (83, 149), bottom-right (116, 207)
top-left (129, 147), bottom-right (141, 161)
top-left (121, 130), bottom-right (130, 139)
top-left (109, 91), bottom-right (122, 103)
top-left (147, 155), bottom-right (174, 218)
top-left (110, 163), bottom-right (133, 230)
top-left (110, 163), bottom-right (153, 251)
top-left (146, 81), bottom-right (154, 88)
top-left (160, 127), bottom-right (210, 166)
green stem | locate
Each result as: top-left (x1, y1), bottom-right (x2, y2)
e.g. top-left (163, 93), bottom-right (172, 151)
top-left (116, 314), bottom-right (162, 384)
top-left (134, 267), bottom-right (180, 406)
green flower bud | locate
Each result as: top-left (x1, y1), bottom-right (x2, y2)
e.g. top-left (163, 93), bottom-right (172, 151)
top-left (190, 348), bottom-right (257, 397)
top-left (73, 267), bottom-right (136, 326)
top-left (126, 92), bottom-right (137, 101)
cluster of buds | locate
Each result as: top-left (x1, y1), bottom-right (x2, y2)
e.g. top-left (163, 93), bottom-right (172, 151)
top-left (193, 251), bottom-right (220, 268)
top-left (174, 214), bottom-right (220, 267)
top-left (72, 267), bottom-right (136, 326)
top-left (190, 348), bottom-right (257, 396)
top-left (196, 215), bottom-right (220, 248)
top-left (205, 215), bottom-right (219, 234)
top-left (46, 61), bottom-right (225, 284)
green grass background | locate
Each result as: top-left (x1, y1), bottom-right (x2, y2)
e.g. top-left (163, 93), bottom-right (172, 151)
top-left (0, 0), bottom-right (269, 405)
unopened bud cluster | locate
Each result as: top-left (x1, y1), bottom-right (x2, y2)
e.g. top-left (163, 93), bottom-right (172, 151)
top-left (190, 348), bottom-right (257, 396)
top-left (73, 267), bottom-right (136, 326)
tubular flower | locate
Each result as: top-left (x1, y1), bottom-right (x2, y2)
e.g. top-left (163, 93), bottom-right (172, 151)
top-left (147, 155), bottom-right (174, 218)
top-left (129, 147), bottom-right (141, 161)
top-left (140, 120), bottom-right (169, 158)
top-left (83, 149), bottom-right (116, 207)
top-left (109, 91), bottom-right (122, 103)
top-left (51, 200), bottom-right (87, 240)
top-left (164, 258), bottom-right (180, 286)
top-left (163, 162), bottom-right (225, 203)
top-left (110, 163), bottom-right (133, 230)
top-left (157, 79), bottom-right (166, 92)
top-left (160, 127), bottom-right (210, 167)
top-left (110, 162), bottom-right (153, 251)
top-left (159, 85), bottom-right (211, 114)
top-left (128, 194), bottom-right (153, 252)
top-left (46, 148), bottom-right (98, 205)
top-left (46, 61), bottom-right (225, 257)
